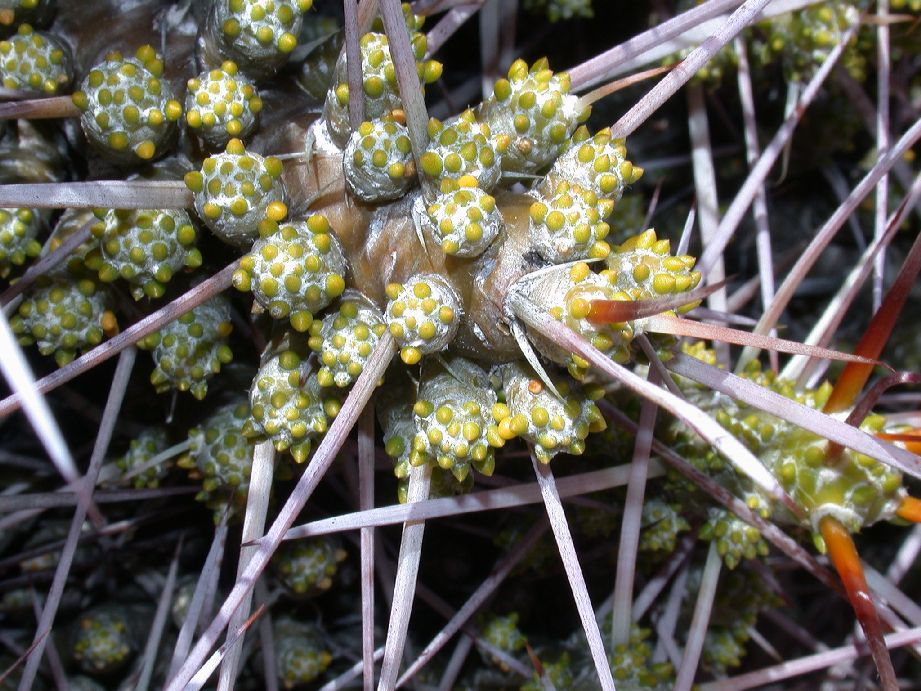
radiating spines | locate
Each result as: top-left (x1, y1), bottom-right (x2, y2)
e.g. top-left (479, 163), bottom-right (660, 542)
top-left (244, 350), bottom-right (340, 463)
top-left (179, 400), bottom-right (255, 514)
top-left (384, 273), bottom-right (462, 365)
top-left (11, 277), bottom-right (115, 366)
top-left (200, 0), bottom-right (314, 78)
top-left (0, 23), bottom-right (71, 94)
top-left (71, 607), bottom-right (135, 675)
top-left (89, 207), bottom-right (201, 300)
top-left (114, 427), bottom-right (170, 489)
top-left (273, 537), bottom-right (347, 596)
top-left (185, 60), bottom-right (262, 149)
top-left (308, 290), bottom-right (386, 389)
top-left (71, 45), bottom-right (182, 163)
top-left (410, 356), bottom-right (502, 481)
top-left (234, 214), bottom-right (346, 332)
top-left (478, 57), bottom-right (588, 174)
top-left (602, 229), bottom-right (701, 301)
top-left (185, 137), bottom-right (287, 247)
top-left (420, 110), bottom-right (506, 191)
top-left (493, 361), bottom-right (605, 463)
top-left (343, 117), bottom-right (415, 202)
top-left (422, 176), bottom-right (503, 258)
top-left (0, 207), bottom-right (41, 277)
top-left (543, 127), bottom-right (641, 203)
top-left (273, 617), bottom-right (333, 689)
top-left (528, 180), bottom-right (613, 263)
top-left (323, 14), bottom-right (442, 144)
top-left (512, 261), bottom-right (630, 379)
top-left (138, 295), bottom-right (233, 399)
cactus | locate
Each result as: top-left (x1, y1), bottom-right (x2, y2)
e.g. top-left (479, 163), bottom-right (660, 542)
top-left (185, 61), bottom-right (262, 149)
top-left (0, 206), bottom-right (41, 277)
top-left (0, 23), bottom-right (71, 94)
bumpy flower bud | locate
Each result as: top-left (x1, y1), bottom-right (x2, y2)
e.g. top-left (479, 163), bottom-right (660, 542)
top-left (185, 61), bottom-right (262, 149)
top-left (0, 24), bottom-right (71, 94)
top-left (115, 427), bottom-right (171, 489)
top-left (180, 401), bottom-right (255, 514)
top-left (72, 608), bottom-right (135, 675)
top-left (324, 20), bottom-right (442, 144)
top-left (608, 626), bottom-right (674, 688)
top-left (480, 613), bottom-right (527, 671)
top-left (478, 58), bottom-right (588, 174)
top-left (90, 207), bottom-right (201, 300)
top-left (522, 652), bottom-right (575, 691)
top-left (185, 138), bottom-right (287, 247)
top-left (343, 118), bottom-right (415, 202)
top-left (273, 537), bottom-right (347, 596)
top-left (700, 507), bottom-right (770, 569)
top-left (420, 110), bottom-right (506, 191)
top-left (639, 498), bottom-right (690, 553)
top-left (11, 277), bottom-right (115, 366)
top-left (309, 290), bottom-right (387, 388)
top-left (602, 229), bottom-right (701, 300)
top-left (494, 361), bottom-right (605, 463)
top-left (274, 618), bottom-right (333, 689)
top-left (410, 356), bottom-right (502, 481)
top-left (71, 45), bottom-right (182, 162)
top-left (234, 214), bottom-right (347, 331)
top-left (0, 207), bottom-right (41, 277)
top-left (528, 180), bottom-right (613, 263)
top-left (138, 295), bottom-right (233, 399)
top-left (420, 176), bottom-right (503, 258)
top-left (385, 273), bottom-right (463, 365)
top-left (199, 0), bottom-right (313, 78)
top-left (244, 352), bottom-right (340, 463)
top-left (543, 127), bottom-right (641, 203)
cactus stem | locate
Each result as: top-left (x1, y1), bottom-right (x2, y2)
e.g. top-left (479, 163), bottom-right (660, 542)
top-left (819, 515), bottom-right (897, 691)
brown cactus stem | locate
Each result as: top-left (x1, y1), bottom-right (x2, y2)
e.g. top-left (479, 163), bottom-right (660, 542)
top-left (819, 515), bottom-right (897, 691)
top-left (896, 496), bottom-right (921, 523)
top-left (293, 136), bottom-right (535, 361)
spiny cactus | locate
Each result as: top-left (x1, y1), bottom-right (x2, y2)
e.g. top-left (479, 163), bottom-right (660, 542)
top-left (479, 612), bottom-right (528, 671)
top-left (71, 45), bottom-right (183, 162)
top-left (421, 109), bottom-right (506, 191)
